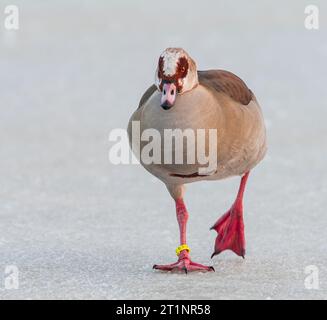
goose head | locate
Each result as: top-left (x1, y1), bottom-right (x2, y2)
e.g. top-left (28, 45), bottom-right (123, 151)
top-left (155, 48), bottom-right (199, 110)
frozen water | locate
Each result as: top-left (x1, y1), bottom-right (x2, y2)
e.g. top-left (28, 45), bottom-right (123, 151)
top-left (0, 0), bottom-right (326, 299)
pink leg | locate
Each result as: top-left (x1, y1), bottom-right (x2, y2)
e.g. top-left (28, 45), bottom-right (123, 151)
top-left (153, 198), bottom-right (214, 273)
top-left (211, 171), bottom-right (250, 258)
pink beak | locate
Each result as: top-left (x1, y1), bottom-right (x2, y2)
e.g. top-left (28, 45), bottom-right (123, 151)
top-left (161, 82), bottom-right (177, 110)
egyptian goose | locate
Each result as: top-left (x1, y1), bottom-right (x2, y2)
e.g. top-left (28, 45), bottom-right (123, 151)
top-left (128, 48), bottom-right (267, 272)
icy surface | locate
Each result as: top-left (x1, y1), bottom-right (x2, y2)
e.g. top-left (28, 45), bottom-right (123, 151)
top-left (0, 0), bottom-right (327, 299)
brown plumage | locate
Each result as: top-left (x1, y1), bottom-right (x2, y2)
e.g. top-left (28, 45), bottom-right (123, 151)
top-left (198, 70), bottom-right (253, 105)
top-left (130, 69), bottom-right (266, 184)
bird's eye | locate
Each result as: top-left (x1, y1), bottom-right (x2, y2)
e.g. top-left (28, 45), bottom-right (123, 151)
top-left (171, 89), bottom-right (174, 95)
top-left (163, 89), bottom-right (166, 95)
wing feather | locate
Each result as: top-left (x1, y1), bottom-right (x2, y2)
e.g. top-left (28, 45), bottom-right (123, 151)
top-left (137, 84), bottom-right (157, 109)
top-left (198, 70), bottom-right (253, 105)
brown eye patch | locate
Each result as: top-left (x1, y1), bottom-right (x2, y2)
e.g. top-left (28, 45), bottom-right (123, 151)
top-left (158, 56), bottom-right (164, 79)
top-left (177, 57), bottom-right (189, 78)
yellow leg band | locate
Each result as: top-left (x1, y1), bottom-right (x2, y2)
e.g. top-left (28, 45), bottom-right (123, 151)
top-left (176, 244), bottom-right (190, 256)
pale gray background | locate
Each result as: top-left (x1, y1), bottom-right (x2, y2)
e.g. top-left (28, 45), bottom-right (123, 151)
top-left (0, 0), bottom-right (326, 299)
